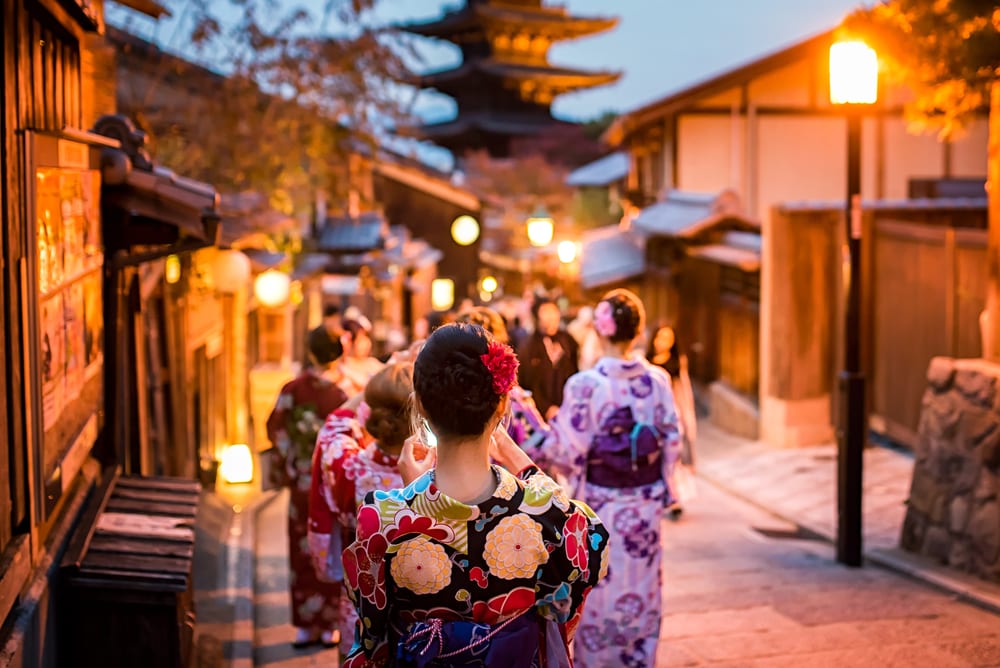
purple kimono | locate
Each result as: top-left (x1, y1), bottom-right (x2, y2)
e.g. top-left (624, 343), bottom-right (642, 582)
top-left (524, 355), bottom-right (681, 668)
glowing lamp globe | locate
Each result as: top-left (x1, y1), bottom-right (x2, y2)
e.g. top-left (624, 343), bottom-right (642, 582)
top-left (212, 249), bottom-right (251, 293)
top-left (526, 206), bottom-right (554, 247)
top-left (480, 275), bottom-right (498, 293)
top-left (829, 41), bottom-right (878, 105)
top-left (220, 443), bottom-right (254, 484)
top-left (254, 269), bottom-right (291, 308)
top-left (431, 278), bottom-right (455, 311)
top-left (165, 254), bottom-right (181, 284)
top-left (450, 215), bottom-right (480, 246)
top-left (557, 240), bottom-right (579, 264)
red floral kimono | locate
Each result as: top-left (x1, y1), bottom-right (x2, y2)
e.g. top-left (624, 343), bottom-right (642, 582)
top-left (265, 370), bottom-right (346, 635)
top-left (307, 411), bottom-right (404, 645)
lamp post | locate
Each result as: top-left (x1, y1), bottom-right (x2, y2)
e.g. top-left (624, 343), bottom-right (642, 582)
top-left (830, 39), bottom-right (878, 567)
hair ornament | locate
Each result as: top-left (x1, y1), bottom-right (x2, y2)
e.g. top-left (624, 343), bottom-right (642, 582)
top-left (479, 340), bottom-right (519, 395)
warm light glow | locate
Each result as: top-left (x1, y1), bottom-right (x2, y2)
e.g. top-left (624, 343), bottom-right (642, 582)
top-left (431, 278), bottom-right (455, 311)
top-left (220, 444), bottom-right (254, 484)
top-left (829, 41), bottom-right (878, 105)
top-left (165, 255), bottom-right (181, 284)
top-left (479, 290), bottom-right (493, 303)
top-left (480, 275), bottom-right (498, 293)
top-left (212, 249), bottom-right (251, 293)
top-left (450, 215), bottom-right (480, 246)
top-left (557, 240), bottom-right (579, 264)
top-left (254, 269), bottom-right (291, 308)
top-left (526, 206), bottom-right (554, 247)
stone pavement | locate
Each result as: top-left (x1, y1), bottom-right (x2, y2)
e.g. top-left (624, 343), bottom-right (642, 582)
top-left (190, 425), bottom-right (1000, 667)
top-left (696, 421), bottom-right (1000, 614)
top-left (658, 479), bottom-right (1000, 666)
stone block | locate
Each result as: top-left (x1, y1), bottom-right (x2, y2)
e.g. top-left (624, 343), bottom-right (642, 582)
top-left (925, 392), bottom-right (961, 439)
top-left (979, 426), bottom-right (1000, 471)
top-left (926, 357), bottom-right (956, 392)
top-left (900, 509), bottom-right (927, 552)
top-left (949, 496), bottom-right (970, 533)
top-left (959, 406), bottom-right (1000, 449)
top-left (974, 469), bottom-right (998, 502)
top-left (949, 539), bottom-right (971, 570)
top-left (969, 501), bottom-right (1000, 564)
top-left (907, 467), bottom-right (943, 515)
top-left (922, 526), bottom-right (952, 563)
top-left (954, 367), bottom-right (997, 408)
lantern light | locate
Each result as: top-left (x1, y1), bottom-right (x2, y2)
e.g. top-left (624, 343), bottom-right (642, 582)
top-left (829, 40), bottom-right (878, 105)
top-left (450, 215), bottom-right (480, 246)
top-left (480, 275), bottom-right (498, 293)
top-left (165, 254), bottom-right (181, 284)
top-left (431, 278), bottom-right (455, 311)
top-left (219, 443), bottom-right (254, 484)
top-left (212, 249), bottom-right (251, 293)
top-left (254, 269), bottom-right (291, 308)
top-left (526, 206), bottom-right (554, 247)
top-left (557, 240), bottom-right (579, 264)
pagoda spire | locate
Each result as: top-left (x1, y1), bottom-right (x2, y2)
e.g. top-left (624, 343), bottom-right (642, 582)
top-left (401, 1), bottom-right (620, 158)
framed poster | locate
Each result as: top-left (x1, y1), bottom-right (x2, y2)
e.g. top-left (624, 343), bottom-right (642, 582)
top-left (29, 132), bottom-right (105, 511)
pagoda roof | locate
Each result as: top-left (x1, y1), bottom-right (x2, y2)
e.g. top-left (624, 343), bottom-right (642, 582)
top-left (421, 59), bottom-right (620, 96)
top-left (405, 112), bottom-right (570, 154)
top-left (401, 3), bottom-right (617, 42)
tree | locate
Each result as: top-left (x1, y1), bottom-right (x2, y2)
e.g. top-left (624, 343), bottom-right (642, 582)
top-left (112, 0), bottom-right (410, 222)
top-left (845, 0), bottom-right (1000, 361)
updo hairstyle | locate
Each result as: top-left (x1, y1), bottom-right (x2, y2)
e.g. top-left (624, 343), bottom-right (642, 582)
top-left (457, 306), bottom-right (510, 345)
top-left (599, 288), bottom-right (646, 344)
top-left (413, 323), bottom-right (501, 439)
top-left (363, 363), bottom-right (414, 449)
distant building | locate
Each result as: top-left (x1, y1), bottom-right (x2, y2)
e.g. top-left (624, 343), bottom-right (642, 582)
top-left (401, 0), bottom-right (620, 158)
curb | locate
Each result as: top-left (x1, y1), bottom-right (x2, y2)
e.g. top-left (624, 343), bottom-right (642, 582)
top-left (696, 471), bottom-right (1000, 618)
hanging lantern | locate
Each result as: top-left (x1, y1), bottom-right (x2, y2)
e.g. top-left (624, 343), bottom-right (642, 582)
top-left (254, 269), bottom-right (291, 308)
top-left (450, 215), bottom-right (480, 246)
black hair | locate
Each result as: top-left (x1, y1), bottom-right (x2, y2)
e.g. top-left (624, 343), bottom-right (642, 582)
top-left (530, 296), bottom-right (555, 321)
top-left (413, 323), bottom-right (500, 439)
top-left (323, 304), bottom-right (340, 318)
top-left (600, 288), bottom-right (646, 344)
top-left (647, 324), bottom-right (681, 377)
top-left (457, 306), bottom-right (509, 345)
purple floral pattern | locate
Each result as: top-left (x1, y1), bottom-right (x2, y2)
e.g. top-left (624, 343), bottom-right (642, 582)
top-left (523, 354), bottom-right (681, 668)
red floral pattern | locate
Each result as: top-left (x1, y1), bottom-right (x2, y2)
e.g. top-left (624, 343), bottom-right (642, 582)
top-left (342, 533), bottom-right (389, 610)
top-left (564, 510), bottom-right (590, 570)
top-left (471, 587), bottom-right (536, 624)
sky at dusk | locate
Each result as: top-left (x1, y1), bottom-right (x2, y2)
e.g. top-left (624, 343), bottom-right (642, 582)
top-left (112, 0), bottom-right (867, 122)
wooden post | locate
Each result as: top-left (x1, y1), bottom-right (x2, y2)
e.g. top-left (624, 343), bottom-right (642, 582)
top-left (987, 80), bottom-right (1000, 362)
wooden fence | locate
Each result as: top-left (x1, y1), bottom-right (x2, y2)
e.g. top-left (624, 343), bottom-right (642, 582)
top-left (868, 220), bottom-right (988, 446)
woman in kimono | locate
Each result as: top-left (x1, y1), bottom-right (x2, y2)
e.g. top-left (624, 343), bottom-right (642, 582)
top-left (648, 324), bottom-right (698, 517)
top-left (307, 363), bottom-right (411, 650)
top-left (341, 323), bottom-right (610, 668)
top-left (336, 318), bottom-right (385, 397)
top-left (265, 338), bottom-right (348, 648)
top-left (525, 289), bottom-right (681, 668)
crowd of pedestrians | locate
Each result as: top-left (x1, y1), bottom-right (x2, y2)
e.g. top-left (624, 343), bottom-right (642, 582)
top-left (265, 288), bottom-right (698, 667)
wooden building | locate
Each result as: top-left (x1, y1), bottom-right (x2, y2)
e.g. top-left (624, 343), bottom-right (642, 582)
top-left (400, 0), bottom-right (620, 157)
top-left (601, 28), bottom-right (988, 445)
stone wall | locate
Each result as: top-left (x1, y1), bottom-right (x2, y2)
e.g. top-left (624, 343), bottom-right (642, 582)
top-left (901, 357), bottom-right (1000, 582)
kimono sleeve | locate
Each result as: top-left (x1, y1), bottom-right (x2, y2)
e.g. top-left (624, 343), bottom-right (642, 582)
top-left (527, 373), bottom-right (593, 498)
top-left (306, 444), bottom-right (334, 579)
top-left (534, 496), bottom-right (610, 645)
top-left (342, 499), bottom-right (394, 668)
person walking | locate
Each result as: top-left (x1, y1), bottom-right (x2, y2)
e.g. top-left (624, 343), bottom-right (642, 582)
top-left (335, 318), bottom-right (384, 397)
top-left (265, 337), bottom-right (348, 648)
top-left (524, 289), bottom-right (681, 668)
top-left (648, 324), bottom-right (698, 517)
top-left (307, 363), bottom-right (412, 652)
top-left (341, 323), bottom-right (610, 667)
top-left (516, 298), bottom-right (579, 420)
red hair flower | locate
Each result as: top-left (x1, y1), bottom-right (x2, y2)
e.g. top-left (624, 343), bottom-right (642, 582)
top-left (480, 340), bottom-right (519, 395)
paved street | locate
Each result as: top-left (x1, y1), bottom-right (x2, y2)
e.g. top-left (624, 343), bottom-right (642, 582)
top-left (201, 471), bottom-right (1000, 667)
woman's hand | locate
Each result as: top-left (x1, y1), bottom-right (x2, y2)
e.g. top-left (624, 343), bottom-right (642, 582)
top-left (490, 427), bottom-right (535, 474)
top-left (398, 436), bottom-right (437, 485)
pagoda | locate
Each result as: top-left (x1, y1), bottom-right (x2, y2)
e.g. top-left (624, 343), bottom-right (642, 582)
top-left (401, 0), bottom-right (620, 158)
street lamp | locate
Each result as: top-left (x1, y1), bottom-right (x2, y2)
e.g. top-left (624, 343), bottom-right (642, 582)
top-left (451, 215), bottom-right (480, 246)
top-left (526, 206), bottom-right (554, 247)
top-left (254, 269), bottom-right (291, 308)
top-left (557, 240), bottom-right (578, 265)
top-left (830, 38), bottom-right (877, 567)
